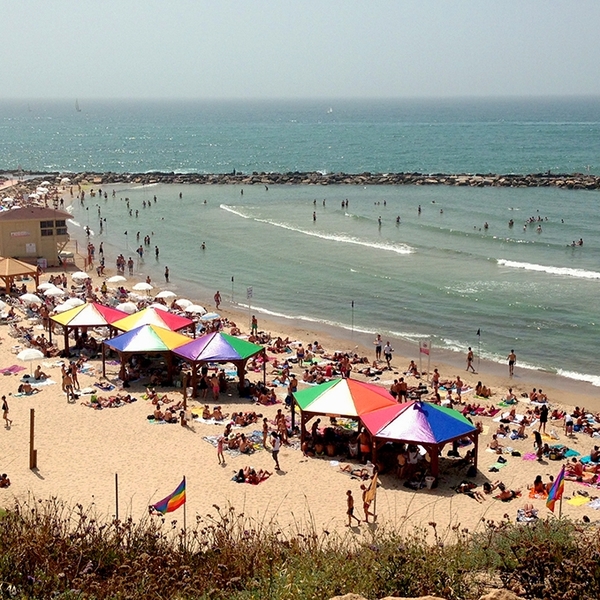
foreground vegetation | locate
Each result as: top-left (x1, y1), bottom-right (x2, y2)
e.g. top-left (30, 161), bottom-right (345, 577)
top-left (0, 498), bottom-right (599, 599)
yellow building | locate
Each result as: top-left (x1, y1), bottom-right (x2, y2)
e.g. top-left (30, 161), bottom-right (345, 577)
top-left (0, 207), bottom-right (70, 268)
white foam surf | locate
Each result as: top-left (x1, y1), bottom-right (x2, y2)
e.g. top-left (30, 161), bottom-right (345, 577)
top-left (497, 259), bottom-right (600, 280)
top-left (220, 204), bottom-right (414, 255)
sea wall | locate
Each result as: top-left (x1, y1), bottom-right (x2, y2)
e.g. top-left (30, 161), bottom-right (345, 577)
top-left (3, 170), bottom-right (600, 190)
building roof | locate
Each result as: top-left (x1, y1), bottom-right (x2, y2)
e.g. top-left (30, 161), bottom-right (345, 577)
top-left (0, 207), bottom-right (71, 222)
top-left (0, 257), bottom-right (38, 277)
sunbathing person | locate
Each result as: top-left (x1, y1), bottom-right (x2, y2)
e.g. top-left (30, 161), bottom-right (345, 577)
top-left (565, 458), bottom-right (597, 483)
top-left (34, 365), bottom-right (48, 381)
top-left (202, 404), bottom-right (212, 419)
top-left (475, 381), bottom-right (491, 398)
top-left (212, 406), bottom-right (226, 421)
top-left (488, 434), bottom-right (504, 454)
top-left (0, 473), bottom-right (10, 488)
top-left (483, 480), bottom-right (502, 494)
top-left (496, 483), bottom-right (521, 502)
top-left (18, 382), bottom-right (38, 395)
top-left (455, 481), bottom-right (486, 503)
top-left (153, 405), bottom-right (164, 421)
top-left (528, 475), bottom-right (548, 498)
top-left (239, 433), bottom-right (253, 454)
top-left (339, 464), bottom-right (371, 480)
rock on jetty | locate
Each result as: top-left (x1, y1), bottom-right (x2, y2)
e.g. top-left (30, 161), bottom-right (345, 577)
top-left (3, 170), bottom-right (600, 190)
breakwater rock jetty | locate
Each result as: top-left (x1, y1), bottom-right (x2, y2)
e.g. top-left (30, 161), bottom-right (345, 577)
top-left (3, 170), bottom-right (600, 190)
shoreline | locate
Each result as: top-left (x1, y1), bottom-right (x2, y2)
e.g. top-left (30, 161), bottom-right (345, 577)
top-left (3, 170), bottom-right (600, 191)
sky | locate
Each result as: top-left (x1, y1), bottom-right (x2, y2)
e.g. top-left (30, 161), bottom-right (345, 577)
top-left (2, 0), bottom-right (600, 100)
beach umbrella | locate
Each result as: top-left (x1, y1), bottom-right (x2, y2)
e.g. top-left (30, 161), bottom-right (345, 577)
top-left (185, 304), bottom-right (207, 315)
top-left (37, 282), bottom-right (57, 291)
top-left (44, 287), bottom-right (65, 297)
top-left (174, 332), bottom-right (264, 363)
top-left (41, 180), bottom-right (51, 186)
top-left (53, 303), bottom-right (72, 314)
top-left (175, 298), bottom-right (192, 309)
top-left (60, 177), bottom-right (71, 184)
top-left (19, 293), bottom-right (43, 304)
top-left (116, 302), bottom-right (138, 314)
top-left (132, 282), bottom-right (153, 292)
top-left (17, 348), bottom-right (44, 377)
top-left (104, 324), bottom-right (190, 353)
top-left (0, 300), bottom-right (7, 311)
top-left (63, 297), bottom-right (85, 308)
top-left (294, 378), bottom-right (397, 419)
top-left (107, 275), bottom-right (127, 283)
top-left (71, 271), bottom-right (90, 281)
top-left (155, 290), bottom-right (176, 299)
top-left (200, 312), bottom-right (220, 321)
top-left (36, 187), bottom-right (49, 194)
top-left (149, 303), bottom-right (169, 311)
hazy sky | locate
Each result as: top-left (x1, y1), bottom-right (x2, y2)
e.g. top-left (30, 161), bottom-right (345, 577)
top-left (3, 0), bottom-right (600, 100)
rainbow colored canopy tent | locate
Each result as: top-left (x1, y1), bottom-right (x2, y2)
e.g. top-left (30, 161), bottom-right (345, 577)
top-left (294, 378), bottom-right (397, 419)
top-left (361, 400), bottom-right (480, 476)
top-left (173, 332), bottom-right (266, 397)
top-left (49, 302), bottom-right (129, 352)
top-left (102, 324), bottom-right (191, 381)
top-left (112, 307), bottom-right (194, 335)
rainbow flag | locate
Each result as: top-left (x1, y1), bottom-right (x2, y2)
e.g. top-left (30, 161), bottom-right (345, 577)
top-left (546, 465), bottom-right (565, 513)
top-left (152, 478), bottom-right (186, 514)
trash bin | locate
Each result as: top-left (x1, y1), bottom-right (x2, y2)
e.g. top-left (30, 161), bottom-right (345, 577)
top-left (425, 476), bottom-right (435, 490)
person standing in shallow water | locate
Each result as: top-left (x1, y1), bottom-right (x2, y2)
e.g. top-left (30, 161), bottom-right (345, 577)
top-left (507, 350), bottom-right (516, 376)
top-left (164, 266), bottom-right (169, 283)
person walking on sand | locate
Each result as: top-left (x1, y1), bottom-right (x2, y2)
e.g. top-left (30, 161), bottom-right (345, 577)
top-left (374, 334), bottom-right (382, 361)
top-left (507, 349), bottom-right (516, 376)
top-left (539, 403), bottom-right (548, 434)
top-left (251, 315), bottom-right (258, 336)
top-left (383, 341), bottom-right (393, 369)
top-left (214, 290), bottom-right (221, 310)
top-left (346, 490), bottom-right (361, 526)
top-left (217, 434), bottom-right (225, 465)
top-left (271, 432), bottom-right (281, 470)
top-left (2, 396), bottom-right (12, 428)
top-left (466, 347), bottom-right (476, 373)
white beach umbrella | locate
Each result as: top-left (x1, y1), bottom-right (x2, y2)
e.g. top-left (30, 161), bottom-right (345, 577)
top-left (175, 298), bottom-right (192, 309)
top-left (71, 271), bottom-right (90, 281)
top-left (116, 302), bottom-right (137, 314)
top-left (37, 282), bottom-right (56, 291)
top-left (19, 293), bottom-right (42, 304)
top-left (106, 275), bottom-right (127, 283)
top-left (132, 282), bottom-right (153, 292)
top-left (149, 303), bottom-right (169, 311)
top-left (0, 300), bottom-right (8, 311)
top-left (185, 304), bottom-right (207, 315)
top-left (63, 297), bottom-right (85, 308)
top-left (44, 287), bottom-right (65, 297)
top-left (36, 187), bottom-right (48, 194)
top-left (41, 181), bottom-right (51, 186)
top-left (17, 348), bottom-right (45, 377)
top-left (200, 312), bottom-right (220, 321)
top-left (60, 177), bottom-right (71, 184)
top-left (53, 303), bottom-right (72, 314)
top-left (155, 290), bottom-right (176, 299)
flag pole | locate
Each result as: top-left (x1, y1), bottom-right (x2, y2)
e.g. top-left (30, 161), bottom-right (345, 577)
top-left (427, 337), bottom-right (432, 382)
top-left (183, 475), bottom-right (187, 534)
top-left (419, 341), bottom-right (423, 376)
top-left (115, 473), bottom-right (119, 520)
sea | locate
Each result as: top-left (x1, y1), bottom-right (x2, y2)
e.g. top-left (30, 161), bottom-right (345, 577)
top-left (0, 97), bottom-right (599, 385)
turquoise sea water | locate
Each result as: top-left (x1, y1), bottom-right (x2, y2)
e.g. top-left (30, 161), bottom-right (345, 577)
top-left (1, 98), bottom-right (599, 384)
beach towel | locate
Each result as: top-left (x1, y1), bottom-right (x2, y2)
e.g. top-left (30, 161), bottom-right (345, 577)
top-left (94, 382), bottom-right (115, 391)
top-left (488, 461), bottom-right (508, 471)
top-left (522, 452), bottom-right (538, 461)
top-left (0, 365), bottom-right (26, 374)
top-left (28, 378), bottom-right (57, 387)
top-left (528, 489), bottom-right (548, 499)
top-left (567, 495), bottom-right (590, 507)
top-left (588, 498), bottom-right (600, 510)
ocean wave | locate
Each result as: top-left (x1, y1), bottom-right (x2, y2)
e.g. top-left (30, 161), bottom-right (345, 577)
top-left (497, 259), bottom-right (600, 280)
top-left (221, 204), bottom-right (414, 254)
top-left (556, 369), bottom-right (600, 388)
top-left (220, 204), bottom-right (251, 219)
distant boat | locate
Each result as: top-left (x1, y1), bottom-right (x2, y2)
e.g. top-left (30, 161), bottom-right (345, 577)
top-left (75, 99), bottom-right (81, 112)
top-left (327, 107), bottom-right (333, 114)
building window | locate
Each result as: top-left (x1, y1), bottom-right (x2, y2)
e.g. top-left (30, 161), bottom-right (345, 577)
top-left (56, 228), bottom-right (68, 235)
top-left (55, 220), bottom-right (66, 227)
top-left (40, 220), bottom-right (54, 229)
top-left (41, 229), bottom-right (54, 237)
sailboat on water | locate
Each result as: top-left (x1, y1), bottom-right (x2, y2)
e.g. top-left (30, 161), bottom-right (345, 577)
top-left (75, 99), bottom-right (81, 112)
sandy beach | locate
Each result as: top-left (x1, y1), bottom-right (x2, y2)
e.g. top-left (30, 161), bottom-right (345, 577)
top-left (0, 182), bottom-right (599, 541)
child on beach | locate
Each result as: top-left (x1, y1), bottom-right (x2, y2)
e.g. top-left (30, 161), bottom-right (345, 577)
top-left (217, 435), bottom-right (225, 465)
top-left (346, 490), bottom-right (361, 526)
